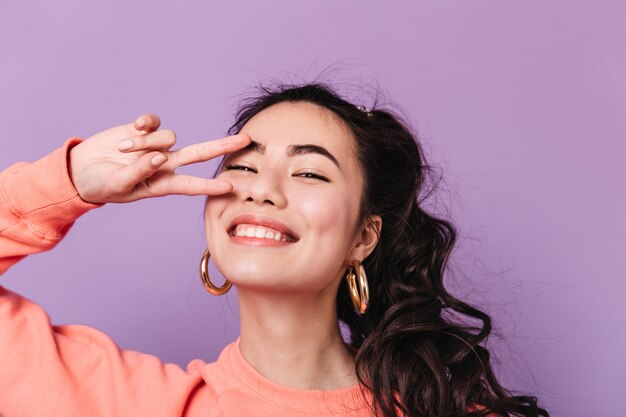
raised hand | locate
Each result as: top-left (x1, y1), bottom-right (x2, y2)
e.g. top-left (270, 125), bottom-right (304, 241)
top-left (68, 114), bottom-right (250, 204)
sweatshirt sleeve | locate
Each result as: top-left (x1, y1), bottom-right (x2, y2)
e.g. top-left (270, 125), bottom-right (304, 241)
top-left (0, 139), bottom-right (206, 416)
top-left (0, 137), bottom-right (102, 275)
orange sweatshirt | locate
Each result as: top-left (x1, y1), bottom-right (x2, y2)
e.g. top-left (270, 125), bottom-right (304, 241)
top-left (1, 138), bottom-right (501, 417)
top-left (0, 138), bottom-right (376, 417)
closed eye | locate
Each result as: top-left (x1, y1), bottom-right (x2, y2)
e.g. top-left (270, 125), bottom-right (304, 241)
top-left (224, 163), bottom-right (257, 173)
top-left (295, 171), bottom-right (330, 182)
top-left (224, 163), bottom-right (329, 182)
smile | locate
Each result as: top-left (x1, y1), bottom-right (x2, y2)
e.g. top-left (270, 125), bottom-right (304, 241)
top-left (227, 214), bottom-right (300, 246)
top-left (230, 224), bottom-right (297, 243)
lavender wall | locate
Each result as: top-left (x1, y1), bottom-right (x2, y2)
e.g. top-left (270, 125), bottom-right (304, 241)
top-left (1, 1), bottom-right (624, 416)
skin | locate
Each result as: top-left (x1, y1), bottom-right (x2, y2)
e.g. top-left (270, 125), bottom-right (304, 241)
top-left (69, 114), bottom-right (251, 203)
top-left (204, 102), bottom-right (381, 390)
top-left (69, 105), bottom-right (381, 390)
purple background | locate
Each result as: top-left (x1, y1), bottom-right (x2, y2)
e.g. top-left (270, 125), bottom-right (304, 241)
top-left (1, 1), bottom-right (624, 416)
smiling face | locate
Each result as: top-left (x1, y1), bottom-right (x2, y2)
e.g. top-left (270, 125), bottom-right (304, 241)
top-left (204, 101), bottom-right (378, 293)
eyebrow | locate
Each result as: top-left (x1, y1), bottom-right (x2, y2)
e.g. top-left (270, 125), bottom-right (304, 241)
top-left (240, 140), bottom-right (341, 170)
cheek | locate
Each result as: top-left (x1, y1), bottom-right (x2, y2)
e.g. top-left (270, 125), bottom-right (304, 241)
top-left (298, 186), bottom-right (358, 246)
top-left (203, 195), bottom-right (229, 244)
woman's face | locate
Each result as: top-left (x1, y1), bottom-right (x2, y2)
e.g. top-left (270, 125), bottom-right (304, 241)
top-left (204, 101), bottom-right (378, 293)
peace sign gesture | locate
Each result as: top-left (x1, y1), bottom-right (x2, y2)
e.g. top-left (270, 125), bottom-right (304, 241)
top-left (68, 114), bottom-right (250, 204)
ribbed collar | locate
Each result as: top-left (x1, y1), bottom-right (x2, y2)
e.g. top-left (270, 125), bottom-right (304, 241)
top-left (224, 338), bottom-right (373, 413)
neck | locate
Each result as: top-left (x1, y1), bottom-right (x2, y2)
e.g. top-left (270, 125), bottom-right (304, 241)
top-left (237, 287), bottom-right (358, 390)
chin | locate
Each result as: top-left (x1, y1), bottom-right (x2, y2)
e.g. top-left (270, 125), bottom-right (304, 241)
top-left (213, 257), bottom-right (283, 288)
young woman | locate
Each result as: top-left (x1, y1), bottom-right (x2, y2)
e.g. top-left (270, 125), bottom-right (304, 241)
top-left (0, 83), bottom-right (549, 417)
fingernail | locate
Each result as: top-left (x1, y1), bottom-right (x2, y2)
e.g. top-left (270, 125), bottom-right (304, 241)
top-left (135, 119), bottom-right (146, 129)
top-left (118, 139), bottom-right (133, 151)
top-left (151, 155), bottom-right (167, 166)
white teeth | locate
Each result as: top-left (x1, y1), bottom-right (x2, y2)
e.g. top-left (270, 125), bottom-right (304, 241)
top-left (233, 224), bottom-right (292, 242)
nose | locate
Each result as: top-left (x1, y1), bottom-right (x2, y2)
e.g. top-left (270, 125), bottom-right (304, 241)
top-left (241, 171), bottom-right (287, 209)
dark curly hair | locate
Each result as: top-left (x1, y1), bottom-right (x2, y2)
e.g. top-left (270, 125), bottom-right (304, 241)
top-left (224, 82), bottom-right (550, 417)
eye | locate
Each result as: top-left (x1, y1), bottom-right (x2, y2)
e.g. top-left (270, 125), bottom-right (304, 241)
top-left (224, 163), bottom-right (329, 182)
top-left (224, 163), bottom-right (256, 172)
top-left (294, 171), bottom-right (330, 182)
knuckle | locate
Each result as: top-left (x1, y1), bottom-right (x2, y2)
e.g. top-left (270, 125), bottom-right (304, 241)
top-left (182, 176), bottom-right (194, 193)
top-left (109, 179), bottom-right (129, 195)
top-left (217, 138), bottom-right (230, 152)
top-left (200, 142), bottom-right (212, 155)
top-left (193, 143), bottom-right (207, 160)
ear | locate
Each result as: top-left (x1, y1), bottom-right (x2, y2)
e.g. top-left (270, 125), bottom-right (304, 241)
top-left (348, 215), bottom-right (382, 262)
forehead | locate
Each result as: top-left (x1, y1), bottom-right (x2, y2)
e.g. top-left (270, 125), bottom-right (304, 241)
top-left (239, 101), bottom-right (357, 161)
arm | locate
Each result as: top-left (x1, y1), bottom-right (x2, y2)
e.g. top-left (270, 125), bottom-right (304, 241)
top-left (0, 117), bottom-right (250, 416)
top-left (0, 137), bottom-right (207, 416)
top-left (0, 137), bottom-right (200, 415)
top-left (0, 138), bottom-right (101, 275)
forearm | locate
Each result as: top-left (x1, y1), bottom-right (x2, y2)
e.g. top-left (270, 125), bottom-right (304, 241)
top-left (0, 136), bottom-right (203, 416)
top-left (0, 137), bottom-right (102, 275)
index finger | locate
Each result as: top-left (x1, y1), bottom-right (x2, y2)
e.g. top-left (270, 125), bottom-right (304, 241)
top-left (168, 133), bottom-right (251, 168)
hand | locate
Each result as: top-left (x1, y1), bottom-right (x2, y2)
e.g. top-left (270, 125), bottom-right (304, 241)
top-left (68, 114), bottom-right (250, 204)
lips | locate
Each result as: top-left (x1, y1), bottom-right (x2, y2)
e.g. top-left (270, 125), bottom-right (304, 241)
top-left (228, 214), bottom-right (300, 242)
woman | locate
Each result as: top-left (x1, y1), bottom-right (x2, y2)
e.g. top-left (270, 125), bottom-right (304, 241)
top-left (0, 83), bottom-right (549, 416)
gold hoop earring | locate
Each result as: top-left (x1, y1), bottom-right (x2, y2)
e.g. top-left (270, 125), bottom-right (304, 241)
top-left (199, 249), bottom-right (232, 296)
top-left (346, 260), bottom-right (369, 314)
